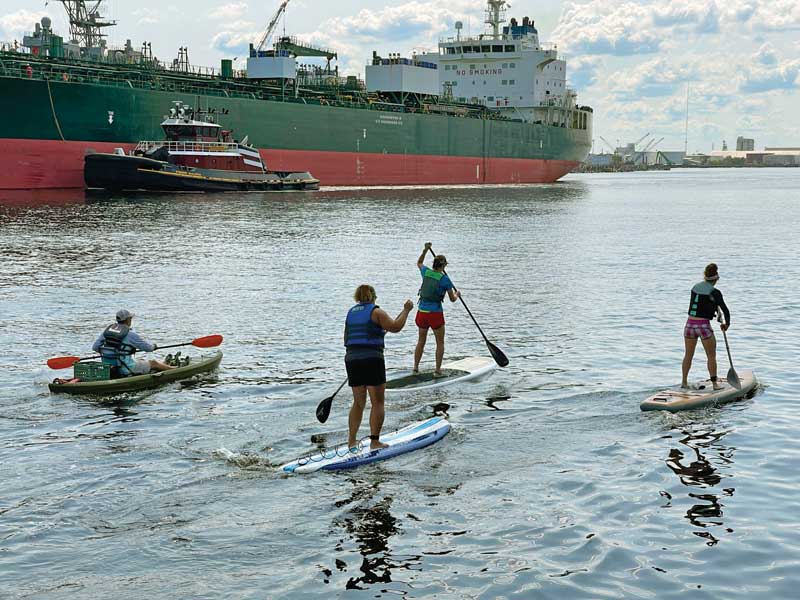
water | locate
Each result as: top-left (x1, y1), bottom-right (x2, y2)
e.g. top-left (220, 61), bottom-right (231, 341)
top-left (1, 168), bottom-right (798, 598)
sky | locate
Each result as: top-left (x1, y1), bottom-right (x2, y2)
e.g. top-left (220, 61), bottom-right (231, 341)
top-left (2, 0), bottom-right (799, 152)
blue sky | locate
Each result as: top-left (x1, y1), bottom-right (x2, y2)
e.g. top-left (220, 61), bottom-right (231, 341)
top-left (2, 0), bottom-right (799, 152)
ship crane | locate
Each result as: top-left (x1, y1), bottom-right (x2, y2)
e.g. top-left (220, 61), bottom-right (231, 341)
top-left (255, 0), bottom-right (291, 53)
top-left (598, 136), bottom-right (616, 154)
top-left (633, 132), bottom-right (650, 149)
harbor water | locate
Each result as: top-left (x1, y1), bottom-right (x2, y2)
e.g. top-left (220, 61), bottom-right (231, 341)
top-left (1, 168), bottom-right (798, 598)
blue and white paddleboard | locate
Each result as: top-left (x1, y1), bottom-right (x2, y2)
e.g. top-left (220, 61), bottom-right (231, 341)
top-left (280, 416), bottom-right (451, 474)
top-left (385, 356), bottom-right (497, 392)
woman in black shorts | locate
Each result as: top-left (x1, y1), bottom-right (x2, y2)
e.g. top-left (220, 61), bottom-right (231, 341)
top-left (344, 284), bottom-right (413, 450)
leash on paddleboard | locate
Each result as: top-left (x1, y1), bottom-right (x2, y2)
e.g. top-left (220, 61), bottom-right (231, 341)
top-left (717, 309), bottom-right (741, 389)
top-left (46, 334), bottom-right (224, 369)
top-left (426, 246), bottom-right (509, 367)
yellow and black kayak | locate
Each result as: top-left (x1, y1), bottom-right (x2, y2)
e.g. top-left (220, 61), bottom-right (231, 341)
top-left (48, 352), bottom-right (223, 395)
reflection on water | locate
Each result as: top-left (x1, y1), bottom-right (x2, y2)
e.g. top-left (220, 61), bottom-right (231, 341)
top-left (664, 427), bottom-right (736, 546)
top-left (329, 479), bottom-right (419, 594)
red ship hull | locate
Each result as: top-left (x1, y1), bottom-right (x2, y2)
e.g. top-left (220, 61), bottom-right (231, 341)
top-left (0, 138), bottom-right (578, 190)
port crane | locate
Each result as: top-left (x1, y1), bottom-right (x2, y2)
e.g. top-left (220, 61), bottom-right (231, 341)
top-left (597, 136), bottom-right (617, 154)
top-left (255, 0), bottom-right (291, 53)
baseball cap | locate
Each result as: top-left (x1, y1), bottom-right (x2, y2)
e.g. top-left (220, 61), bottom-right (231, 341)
top-left (116, 309), bottom-right (134, 323)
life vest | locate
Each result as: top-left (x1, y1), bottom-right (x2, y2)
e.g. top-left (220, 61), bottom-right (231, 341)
top-left (419, 268), bottom-right (446, 304)
top-left (344, 303), bottom-right (385, 348)
top-left (688, 281), bottom-right (719, 319)
top-left (98, 323), bottom-right (137, 367)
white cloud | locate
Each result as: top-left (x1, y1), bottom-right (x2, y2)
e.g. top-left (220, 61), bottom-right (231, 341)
top-left (0, 9), bottom-right (47, 41)
top-left (210, 2), bottom-right (249, 21)
top-left (211, 20), bottom-right (259, 54)
top-left (553, 2), bottom-right (661, 56)
top-left (133, 8), bottom-right (159, 25)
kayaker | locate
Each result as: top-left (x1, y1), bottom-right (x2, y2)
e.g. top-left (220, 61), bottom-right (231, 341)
top-left (345, 285), bottom-right (413, 450)
top-left (92, 310), bottom-right (173, 377)
top-left (413, 242), bottom-right (460, 376)
top-left (682, 263), bottom-right (730, 390)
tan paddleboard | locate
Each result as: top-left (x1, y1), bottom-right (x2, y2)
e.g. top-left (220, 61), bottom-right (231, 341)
top-left (640, 369), bottom-right (757, 412)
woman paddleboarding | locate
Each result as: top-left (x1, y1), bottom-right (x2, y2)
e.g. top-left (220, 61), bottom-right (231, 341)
top-left (344, 285), bottom-right (413, 450)
top-left (682, 263), bottom-right (731, 390)
top-left (413, 242), bottom-right (460, 376)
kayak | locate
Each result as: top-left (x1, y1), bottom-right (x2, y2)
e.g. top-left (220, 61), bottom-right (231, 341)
top-left (48, 352), bottom-right (223, 395)
top-left (640, 369), bottom-right (757, 412)
top-left (386, 356), bottom-right (497, 392)
top-left (280, 416), bottom-right (450, 474)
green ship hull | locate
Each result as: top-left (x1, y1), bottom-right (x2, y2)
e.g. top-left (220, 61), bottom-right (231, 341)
top-left (0, 53), bottom-right (592, 189)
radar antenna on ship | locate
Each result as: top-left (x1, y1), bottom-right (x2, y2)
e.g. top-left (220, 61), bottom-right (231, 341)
top-left (485, 0), bottom-right (508, 40)
top-left (58, 1), bottom-right (116, 49)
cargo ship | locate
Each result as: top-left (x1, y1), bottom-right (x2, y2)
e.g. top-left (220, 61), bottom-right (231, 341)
top-left (0, 0), bottom-right (592, 190)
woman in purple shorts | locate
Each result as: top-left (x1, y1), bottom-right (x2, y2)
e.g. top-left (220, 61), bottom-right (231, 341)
top-left (681, 263), bottom-right (731, 390)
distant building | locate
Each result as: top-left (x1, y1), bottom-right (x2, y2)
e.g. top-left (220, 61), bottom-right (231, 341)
top-left (736, 136), bottom-right (754, 151)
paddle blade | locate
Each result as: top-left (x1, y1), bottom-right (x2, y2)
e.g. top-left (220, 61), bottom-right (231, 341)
top-left (316, 396), bottom-right (333, 423)
top-left (487, 342), bottom-right (509, 367)
top-left (192, 334), bottom-right (223, 348)
top-left (727, 368), bottom-right (742, 389)
top-left (47, 356), bottom-right (80, 370)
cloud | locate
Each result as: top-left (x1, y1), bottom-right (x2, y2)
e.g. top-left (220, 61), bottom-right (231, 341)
top-left (0, 9), bottom-right (47, 41)
top-left (754, 42), bottom-right (778, 65)
top-left (133, 8), bottom-right (159, 25)
top-left (567, 56), bottom-right (604, 89)
top-left (210, 2), bottom-right (249, 21)
top-left (553, 2), bottom-right (662, 56)
top-left (608, 58), bottom-right (695, 100)
top-left (211, 20), bottom-right (259, 54)
top-left (739, 58), bottom-right (800, 93)
top-left (653, 1), bottom-right (720, 33)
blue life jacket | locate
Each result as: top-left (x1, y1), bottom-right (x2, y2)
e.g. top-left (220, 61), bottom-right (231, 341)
top-left (99, 323), bottom-right (137, 369)
top-left (344, 303), bottom-right (385, 348)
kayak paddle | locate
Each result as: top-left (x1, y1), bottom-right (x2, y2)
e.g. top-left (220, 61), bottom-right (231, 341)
top-left (427, 246), bottom-right (509, 368)
top-left (47, 334), bottom-right (224, 369)
top-left (315, 378), bottom-right (348, 423)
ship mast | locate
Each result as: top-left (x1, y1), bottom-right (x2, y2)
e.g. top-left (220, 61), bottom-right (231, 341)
top-left (485, 0), bottom-right (508, 40)
top-left (58, 0), bottom-right (116, 49)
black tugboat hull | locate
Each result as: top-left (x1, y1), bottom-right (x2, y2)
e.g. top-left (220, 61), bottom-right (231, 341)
top-left (84, 153), bottom-right (320, 192)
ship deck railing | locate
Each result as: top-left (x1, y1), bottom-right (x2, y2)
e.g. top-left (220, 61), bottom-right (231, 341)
top-left (0, 50), bottom-right (588, 127)
top-left (134, 140), bottom-right (241, 153)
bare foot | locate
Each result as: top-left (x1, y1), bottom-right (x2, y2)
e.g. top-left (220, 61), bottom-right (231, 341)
top-left (370, 441), bottom-right (389, 450)
top-left (681, 382), bottom-right (690, 389)
top-left (412, 368), bottom-right (419, 374)
top-left (712, 382), bottom-right (723, 390)
top-left (433, 370), bottom-right (445, 378)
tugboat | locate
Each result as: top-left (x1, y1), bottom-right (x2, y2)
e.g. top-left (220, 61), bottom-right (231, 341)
top-left (84, 101), bottom-right (319, 192)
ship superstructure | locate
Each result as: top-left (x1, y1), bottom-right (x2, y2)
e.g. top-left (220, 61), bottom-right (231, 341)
top-left (0, 0), bottom-right (592, 190)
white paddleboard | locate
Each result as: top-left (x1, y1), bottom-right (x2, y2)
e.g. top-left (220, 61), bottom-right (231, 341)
top-left (279, 416), bottom-right (450, 474)
top-left (640, 369), bottom-right (757, 412)
top-left (385, 356), bottom-right (497, 392)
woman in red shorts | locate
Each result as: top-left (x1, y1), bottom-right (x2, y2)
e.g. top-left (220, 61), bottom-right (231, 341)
top-left (413, 242), bottom-right (460, 376)
top-left (682, 263), bottom-right (731, 390)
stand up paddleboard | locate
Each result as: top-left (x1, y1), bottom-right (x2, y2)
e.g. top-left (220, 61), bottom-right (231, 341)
top-left (385, 356), bottom-right (497, 392)
top-left (640, 369), bottom-right (757, 412)
top-left (280, 416), bottom-right (450, 474)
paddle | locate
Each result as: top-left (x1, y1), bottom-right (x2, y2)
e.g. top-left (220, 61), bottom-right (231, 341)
top-left (717, 311), bottom-right (741, 389)
top-left (46, 334), bottom-right (224, 369)
top-left (315, 378), bottom-right (348, 423)
top-left (426, 246), bottom-right (509, 367)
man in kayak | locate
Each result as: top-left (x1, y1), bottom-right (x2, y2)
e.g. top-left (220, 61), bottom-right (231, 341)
top-left (345, 285), bottom-right (413, 450)
top-left (92, 310), bottom-right (173, 377)
top-left (413, 242), bottom-right (460, 376)
top-left (682, 263), bottom-right (730, 390)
